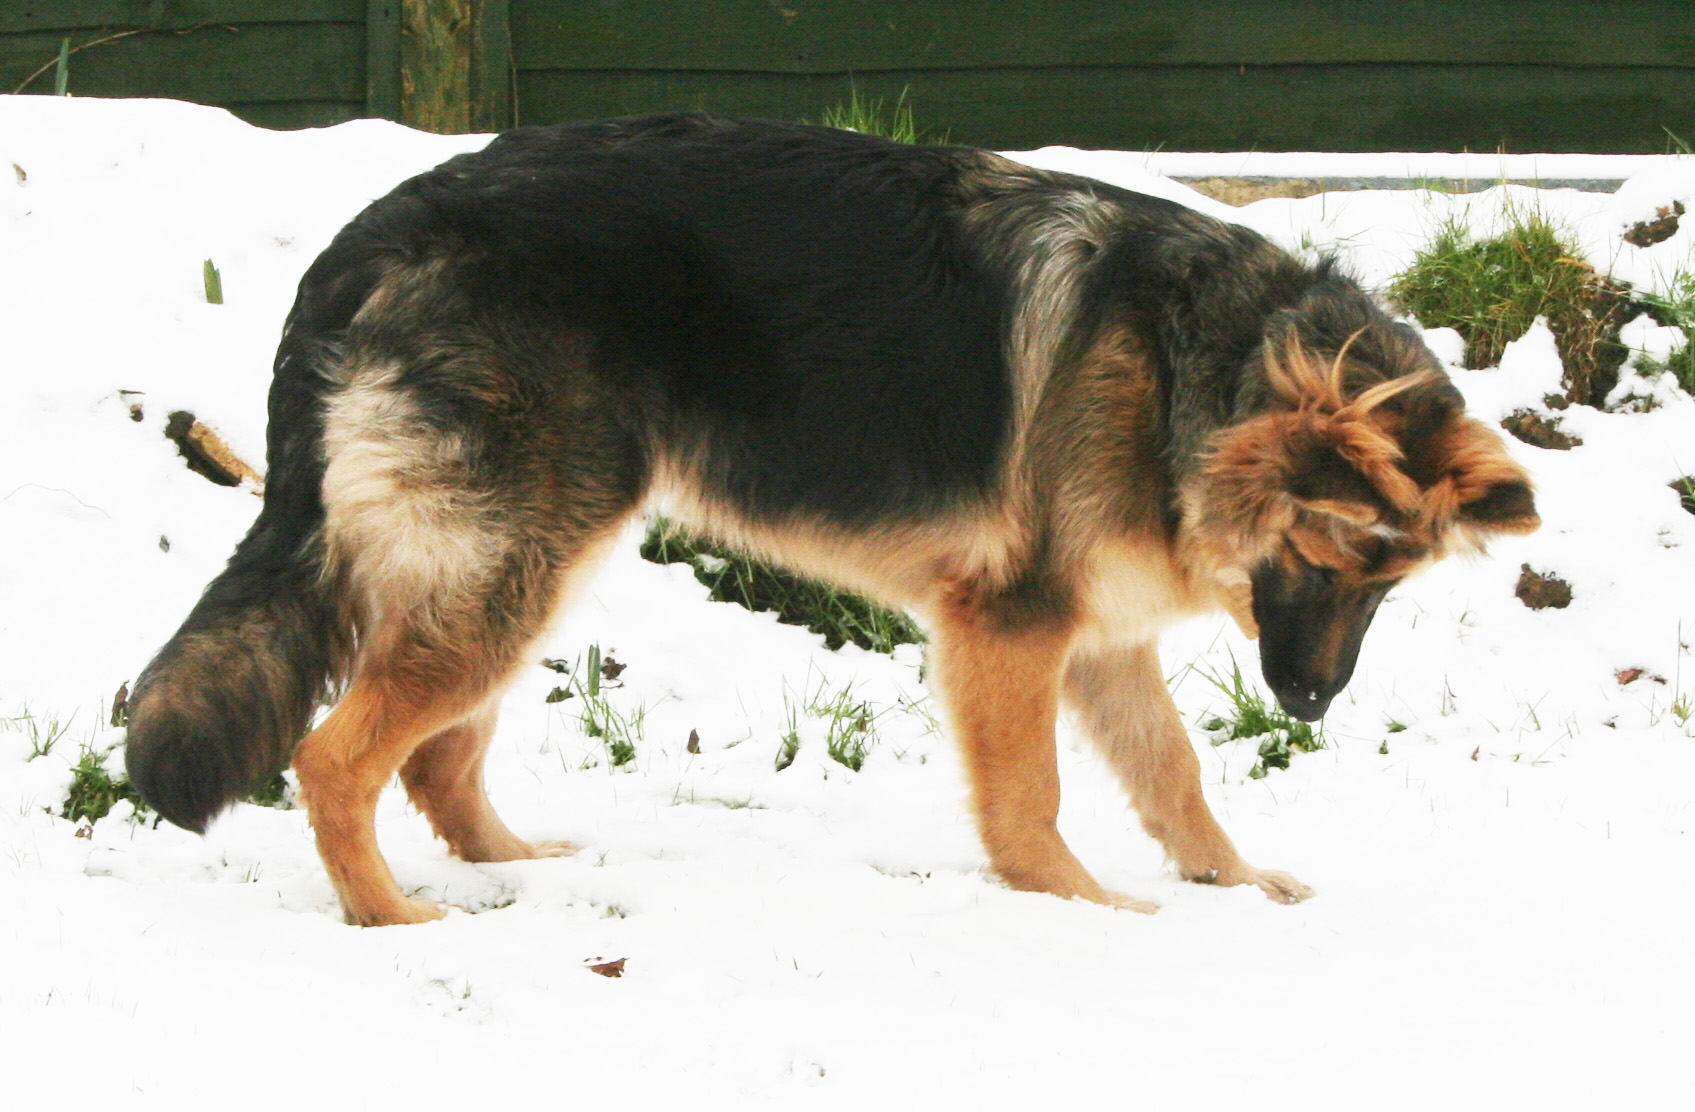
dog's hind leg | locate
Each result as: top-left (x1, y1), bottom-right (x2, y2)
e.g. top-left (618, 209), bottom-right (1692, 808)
top-left (929, 585), bottom-right (1157, 912)
top-left (401, 705), bottom-right (577, 863)
top-left (1063, 641), bottom-right (1314, 904)
top-left (294, 524), bottom-right (616, 927)
top-left (293, 650), bottom-right (482, 926)
top-left (294, 355), bottom-right (642, 924)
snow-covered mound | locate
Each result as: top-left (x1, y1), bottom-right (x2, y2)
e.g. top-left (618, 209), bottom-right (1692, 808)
top-left (2, 98), bottom-right (1691, 1106)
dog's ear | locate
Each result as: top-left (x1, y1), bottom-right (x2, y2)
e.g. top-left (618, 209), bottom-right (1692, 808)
top-left (1428, 417), bottom-right (1541, 540)
top-left (1456, 476), bottom-right (1539, 535)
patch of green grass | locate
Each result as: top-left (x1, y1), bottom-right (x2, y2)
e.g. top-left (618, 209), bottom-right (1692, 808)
top-left (774, 678), bottom-right (890, 772)
top-left (810, 682), bottom-right (882, 772)
top-left (1673, 691), bottom-right (1693, 729)
top-left (775, 696), bottom-right (802, 772)
top-left (1671, 475), bottom-right (1695, 517)
top-left (7, 705), bottom-right (73, 760)
top-left (642, 517), bottom-right (924, 655)
top-left (556, 645), bottom-right (645, 769)
top-left (1388, 206), bottom-right (1632, 406)
top-left (1200, 658), bottom-right (1324, 780)
top-left (816, 86), bottom-right (938, 145)
top-left (1632, 270), bottom-right (1695, 395)
top-left (63, 742), bottom-right (147, 824)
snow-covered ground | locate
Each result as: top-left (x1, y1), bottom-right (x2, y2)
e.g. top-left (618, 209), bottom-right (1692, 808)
top-left (3, 98), bottom-right (1692, 1107)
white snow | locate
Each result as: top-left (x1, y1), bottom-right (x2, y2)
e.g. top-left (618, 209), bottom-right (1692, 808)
top-left (3, 98), bottom-right (1693, 1107)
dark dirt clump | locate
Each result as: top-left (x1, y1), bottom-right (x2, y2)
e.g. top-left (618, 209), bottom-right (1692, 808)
top-left (1516, 565), bottom-right (1573, 610)
top-left (1501, 410), bottom-right (1582, 450)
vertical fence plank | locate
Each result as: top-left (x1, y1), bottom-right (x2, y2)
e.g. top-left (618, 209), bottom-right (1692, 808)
top-left (366, 0), bottom-right (401, 120)
top-left (471, 0), bottom-right (511, 130)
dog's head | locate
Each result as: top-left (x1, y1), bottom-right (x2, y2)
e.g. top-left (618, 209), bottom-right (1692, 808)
top-left (1181, 323), bottom-right (1539, 721)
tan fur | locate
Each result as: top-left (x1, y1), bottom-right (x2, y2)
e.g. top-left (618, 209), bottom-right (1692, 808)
top-left (649, 454), bottom-right (1027, 611)
top-left (1182, 333), bottom-right (1535, 585)
top-left (1064, 643), bottom-right (1312, 903)
top-left (321, 362), bottom-right (503, 637)
top-left (401, 706), bottom-right (577, 863)
top-left (927, 583), bottom-right (1160, 912)
top-left (301, 369), bottom-right (632, 923)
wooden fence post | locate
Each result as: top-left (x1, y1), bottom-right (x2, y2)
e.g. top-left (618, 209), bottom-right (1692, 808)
top-left (402, 0), bottom-right (471, 133)
top-left (367, 0), bottom-right (509, 132)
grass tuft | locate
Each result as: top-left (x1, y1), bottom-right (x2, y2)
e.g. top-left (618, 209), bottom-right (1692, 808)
top-left (1671, 476), bottom-right (1695, 517)
top-left (1199, 658), bottom-right (1324, 779)
top-left (556, 645), bottom-right (645, 769)
top-left (816, 86), bottom-right (936, 145)
top-left (775, 677), bottom-right (888, 772)
top-left (642, 517), bottom-right (924, 654)
top-left (811, 682), bottom-right (882, 772)
top-left (8, 705), bottom-right (73, 760)
top-left (63, 742), bottom-right (147, 824)
top-left (1388, 206), bottom-right (1633, 406)
top-left (775, 697), bottom-right (801, 772)
top-left (1632, 270), bottom-right (1695, 395)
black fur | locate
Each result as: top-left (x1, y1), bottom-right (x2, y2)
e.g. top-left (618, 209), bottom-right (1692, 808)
top-left (344, 114), bottom-right (1015, 525)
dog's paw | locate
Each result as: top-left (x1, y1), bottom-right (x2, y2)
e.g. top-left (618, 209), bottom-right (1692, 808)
top-left (347, 896), bottom-right (449, 927)
top-left (1098, 890), bottom-right (1160, 915)
top-left (1233, 867), bottom-right (1314, 904)
top-left (1247, 868), bottom-right (1313, 904)
top-left (528, 839), bottom-right (579, 858)
top-left (1190, 864), bottom-right (1315, 904)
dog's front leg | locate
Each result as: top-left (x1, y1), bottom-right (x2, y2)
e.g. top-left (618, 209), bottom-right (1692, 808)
top-left (1063, 641), bottom-right (1313, 904)
top-left (929, 585), bottom-right (1156, 912)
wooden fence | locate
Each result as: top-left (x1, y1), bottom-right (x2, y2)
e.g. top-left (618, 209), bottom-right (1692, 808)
top-left (4, 1), bottom-right (1692, 152)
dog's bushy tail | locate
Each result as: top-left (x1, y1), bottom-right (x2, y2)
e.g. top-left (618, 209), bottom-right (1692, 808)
top-left (123, 519), bottom-right (341, 831)
top-left (124, 228), bottom-right (388, 832)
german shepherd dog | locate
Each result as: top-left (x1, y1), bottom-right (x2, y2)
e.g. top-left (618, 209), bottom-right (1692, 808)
top-left (124, 114), bottom-right (1538, 925)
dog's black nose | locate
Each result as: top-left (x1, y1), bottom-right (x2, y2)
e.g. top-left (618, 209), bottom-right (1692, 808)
top-left (1272, 684), bottom-right (1332, 722)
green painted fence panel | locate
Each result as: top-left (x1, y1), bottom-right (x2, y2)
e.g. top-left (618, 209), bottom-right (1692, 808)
top-left (515, 64), bottom-right (1695, 154)
top-left (2, 2), bottom-right (371, 129)
top-left (3, 24), bottom-right (364, 101)
top-left (511, 0), bottom-right (1695, 72)
top-left (0, 2), bottom-right (363, 35)
top-left (3, 1), bottom-right (1693, 150)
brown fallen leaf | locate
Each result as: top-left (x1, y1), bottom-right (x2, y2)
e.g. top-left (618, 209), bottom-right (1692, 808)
top-left (600, 655), bottom-right (627, 683)
top-left (586, 957), bottom-right (626, 978)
